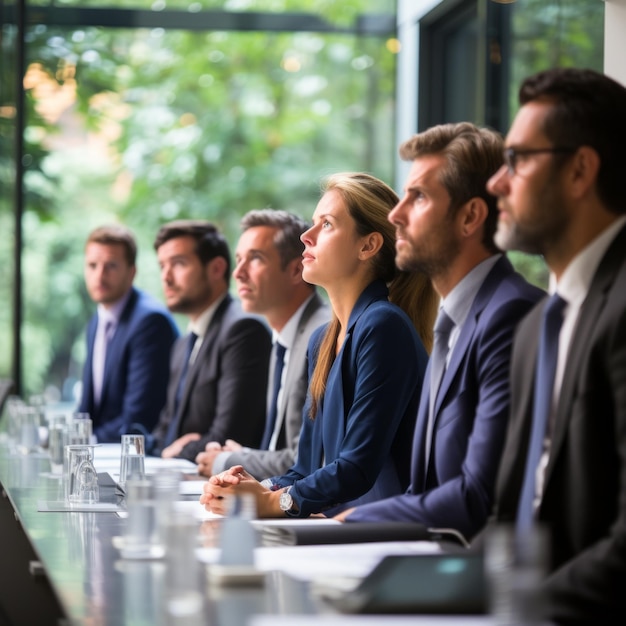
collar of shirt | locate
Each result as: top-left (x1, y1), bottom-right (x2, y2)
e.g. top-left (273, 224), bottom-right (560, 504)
top-left (97, 288), bottom-right (132, 331)
top-left (550, 215), bottom-right (626, 406)
top-left (550, 215), bottom-right (626, 306)
top-left (272, 292), bottom-right (316, 353)
top-left (185, 293), bottom-right (227, 363)
top-left (440, 254), bottom-right (502, 353)
top-left (187, 292), bottom-right (227, 339)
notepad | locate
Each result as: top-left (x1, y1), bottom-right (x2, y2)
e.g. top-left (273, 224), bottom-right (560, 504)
top-left (256, 521), bottom-right (431, 546)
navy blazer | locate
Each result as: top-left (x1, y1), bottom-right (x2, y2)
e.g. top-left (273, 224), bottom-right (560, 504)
top-left (494, 224), bottom-right (626, 622)
top-left (269, 280), bottom-right (428, 518)
top-left (151, 294), bottom-right (272, 461)
top-left (347, 257), bottom-right (544, 540)
top-left (79, 287), bottom-right (179, 443)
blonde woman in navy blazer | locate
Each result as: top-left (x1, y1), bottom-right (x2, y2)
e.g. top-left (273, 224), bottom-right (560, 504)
top-left (201, 172), bottom-right (438, 517)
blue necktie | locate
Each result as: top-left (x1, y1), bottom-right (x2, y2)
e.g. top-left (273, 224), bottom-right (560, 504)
top-left (260, 342), bottom-right (286, 450)
top-left (165, 332), bottom-right (198, 446)
top-left (424, 308), bottom-right (455, 473)
top-left (516, 294), bottom-right (567, 531)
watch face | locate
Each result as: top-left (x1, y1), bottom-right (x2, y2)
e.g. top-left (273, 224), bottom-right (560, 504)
top-left (279, 490), bottom-right (293, 512)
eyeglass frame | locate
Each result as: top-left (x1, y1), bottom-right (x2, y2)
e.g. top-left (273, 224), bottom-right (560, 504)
top-left (503, 146), bottom-right (578, 176)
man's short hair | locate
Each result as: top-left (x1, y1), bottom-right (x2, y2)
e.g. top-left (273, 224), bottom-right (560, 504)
top-left (153, 220), bottom-right (231, 279)
top-left (518, 67), bottom-right (626, 214)
top-left (86, 224), bottom-right (137, 266)
top-left (240, 209), bottom-right (311, 269)
top-left (399, 122), bottom-right (504, 254)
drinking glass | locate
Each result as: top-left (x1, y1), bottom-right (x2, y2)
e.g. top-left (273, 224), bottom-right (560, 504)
top-left (119, 434), bottom-right (146, 489)
top-left (5, 395), bottom-right (25, 444)
top-left (64, 444), bottom-right (99, 505)
top-left (69, 413), bottom-right (92, 445)
top-left (17, 406), bottom-right (40, 454)
top-left (122, 477), bottom-right (163, 559)
top-left (48, 416), bottom-right (70, 475)
top-left (484, 523), bottom-right (549, 625)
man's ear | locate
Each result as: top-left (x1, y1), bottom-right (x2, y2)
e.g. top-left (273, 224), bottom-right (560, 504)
top-left (567, 146), bottom-right (600, 200)
top-left (458, 197), bottom-right (488, 239)
top-left (287, 256), bottom-right (304, 284)
top-left (207, 256), bottom-right (228, 280)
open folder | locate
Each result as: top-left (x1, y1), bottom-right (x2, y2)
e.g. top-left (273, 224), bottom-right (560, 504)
top-left (258, 521), bottom-right (467, 547)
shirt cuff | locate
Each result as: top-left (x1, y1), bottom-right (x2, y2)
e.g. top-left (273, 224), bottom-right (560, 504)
top-left (211, 451), bottom-right (232, 475)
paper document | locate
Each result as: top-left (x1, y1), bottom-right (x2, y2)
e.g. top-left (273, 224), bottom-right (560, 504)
top-left (249, 617), bottom-right (492, 626)
top-left (179, 479), bottom-right (207, 495)
top-left (197, 540), bottom-right (441, 583)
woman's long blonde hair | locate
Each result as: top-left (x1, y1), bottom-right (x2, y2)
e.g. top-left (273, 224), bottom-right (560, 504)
top-left (308, 172), bottom-right (438, 418)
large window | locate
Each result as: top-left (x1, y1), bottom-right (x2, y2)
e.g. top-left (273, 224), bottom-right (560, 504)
top-left (0, 0), bottom-right (608, 398)
top-left (0, 13), bottom-right (19, 394)
top-left (2, 1), bottom-right (399, 397)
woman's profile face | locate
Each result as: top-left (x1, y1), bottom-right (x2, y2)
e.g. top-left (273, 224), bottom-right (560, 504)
top-left (300, 189), bottom-right (365, 291)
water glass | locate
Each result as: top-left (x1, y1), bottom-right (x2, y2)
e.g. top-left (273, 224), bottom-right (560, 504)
top-left (219, 494), bottom-right (257, 566)
top-left (48, 416), bottom-right (70, 474)
top-left (122, 477), bottom-right (163, 559)
top-left (69, 413), bottom-right (92, 445)
top-left (152, 470), bottom-right (182, 549)
top-left (17, 406), bottom-right (40, 454)
top-left (119, 434), bottom-right (146, 489)
top-left (164, 510), bottom-right (204, 622)
top-left (64, 444), bottom-right (99, 505)
top-left (484, 522), bottom-right (550, 625)
top-left (5, 395), bottom-right (25, 443)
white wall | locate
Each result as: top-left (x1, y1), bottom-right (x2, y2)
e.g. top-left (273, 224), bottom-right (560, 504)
top-left (395, 1), bottom-right (444, 189)
top-left (604, 0), bottom-right (626, 86)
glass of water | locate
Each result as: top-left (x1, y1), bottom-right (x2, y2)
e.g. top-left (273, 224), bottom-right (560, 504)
top-left (119, 434), bottom-right (146, 490)
top-left (48, 416), bottom-right (70, 475)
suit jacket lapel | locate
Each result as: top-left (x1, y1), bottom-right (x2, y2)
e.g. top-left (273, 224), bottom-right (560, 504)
top-left (276, 294), bottom-right (323, 426)
top-left (434, 256), bottom-right (515, 417)
top-left (545, 224), bottom-right (626, 483)
top-left (177, 295), bottom-right (231, 416)
top-left (410, 360), bottom-right (433, 491)
top-left (83, 316), bottom-right (98, 409)
top-left (100, 290), bottom-right (137, 403)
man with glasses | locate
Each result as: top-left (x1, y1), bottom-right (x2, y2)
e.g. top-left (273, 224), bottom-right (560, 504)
top-left (487, 67), bottom-right (626, 621)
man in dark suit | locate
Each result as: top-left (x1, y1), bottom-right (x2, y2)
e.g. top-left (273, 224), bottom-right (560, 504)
top-left (195, 209), bottom-right (329, 480)
top-left (336, 123), bottom-right (544, 542)
top-left (487, 68), bottom-right (626, 622)
top-left (150, 220), bottom-right (271, 462)
top-left (78, 225), bottom-right (179, 443)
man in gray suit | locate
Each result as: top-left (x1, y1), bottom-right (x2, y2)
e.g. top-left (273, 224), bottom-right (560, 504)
top-left (195, 210), bottom-right (329, 480)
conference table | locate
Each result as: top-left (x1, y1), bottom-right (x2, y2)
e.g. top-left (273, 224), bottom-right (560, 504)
top-left (0, 434), bottom-right (492, 626)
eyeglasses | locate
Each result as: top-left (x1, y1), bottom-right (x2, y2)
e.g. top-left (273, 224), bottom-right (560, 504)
top-left (503, 147), bottom-right (577, 176)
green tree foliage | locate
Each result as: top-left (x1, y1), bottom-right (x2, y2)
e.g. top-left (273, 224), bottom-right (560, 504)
top-left (0, 0), bottom-right (604, 396)
top-left (7, 2), bottom-right (400, 396)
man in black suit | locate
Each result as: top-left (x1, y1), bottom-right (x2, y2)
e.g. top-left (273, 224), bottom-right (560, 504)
top-left (149, 220), bottom-right (271, 461)
top-left (487, 67), bottom-right (626, 622)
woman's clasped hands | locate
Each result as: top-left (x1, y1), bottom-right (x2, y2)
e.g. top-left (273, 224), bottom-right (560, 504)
top-left (199, 464), bottom-right (277, 516)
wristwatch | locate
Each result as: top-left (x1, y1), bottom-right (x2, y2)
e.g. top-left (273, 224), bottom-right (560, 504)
top-left (279, 486), bottom-right (294, 513)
